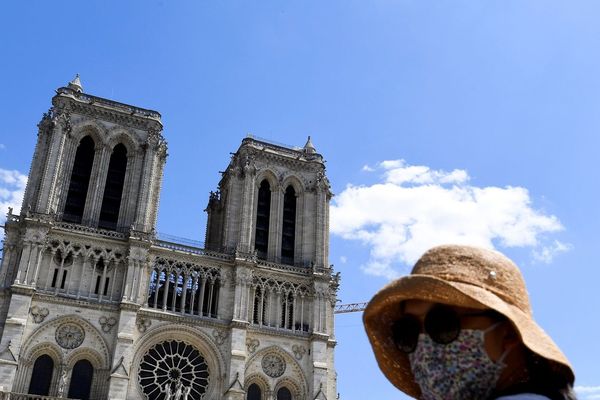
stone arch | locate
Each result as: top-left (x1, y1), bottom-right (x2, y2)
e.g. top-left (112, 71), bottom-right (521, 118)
top-left (25, 352), bottom-right (57, 396)
top-left (274, 377), bottom-right (302, 400)
top-left (280, 175), bottom-right (305, 195)
top-left (64, 348), bottom-right (104, 400)
top-left (130, 323), bottom-right (225, 400)
top-left (255, 170), bottom-right (279, 191)
top-left (245, 346), bottom-right (307, 400)
top-left (105, 126), bottom-right (140, 154)
top-left (16, 315), bottom-right (110, 396)
top-left (244, 373), bottom-right (271, 400)
top-left (65, 347), bottom-right (105, 370)
top-left (25, 341), bottom-right (63, 363)
top-left (70, 120), bottom-right (108, 147)
top-left (20, 314), bottom-right (111, 370)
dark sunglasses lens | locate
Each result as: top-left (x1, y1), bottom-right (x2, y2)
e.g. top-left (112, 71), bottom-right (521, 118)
top-left (424, 306), bottom-right (460, 344)
top-left (392, 316), bottom-right (420, 353)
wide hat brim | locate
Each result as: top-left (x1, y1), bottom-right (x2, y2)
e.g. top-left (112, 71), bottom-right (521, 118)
top-left (363, 273), bottom-right (575, 398)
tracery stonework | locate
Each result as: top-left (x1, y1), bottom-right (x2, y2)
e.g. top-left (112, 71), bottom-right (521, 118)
top-left (55, 323), bottom-right (85, 349)
top-left (261, 354), bottom-right (286, 378)
top-left (138, 340), bottom-right (209, 400)
top-left (0, 78), bottom-right (338, 400)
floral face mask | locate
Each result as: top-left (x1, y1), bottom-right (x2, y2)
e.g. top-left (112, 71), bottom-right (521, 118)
top-left (408, 324), bottom-right (510, 400)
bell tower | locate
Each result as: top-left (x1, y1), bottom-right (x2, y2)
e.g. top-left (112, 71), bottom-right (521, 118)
top-left (205, 136), bottom-right (332, 269)
top-left (21, 75), bottom-right (167, 233)
top-left (0, 77), bottom-right (167, 396)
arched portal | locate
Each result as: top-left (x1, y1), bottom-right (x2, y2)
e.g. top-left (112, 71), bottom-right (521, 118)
top-left (67, 359), bottom-right (94, 400)
top-left (28, 354), bottom-right (54, 395)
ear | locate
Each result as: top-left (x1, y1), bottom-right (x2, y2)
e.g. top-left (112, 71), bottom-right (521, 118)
top-left (501, 322), bottom-right (521, 351)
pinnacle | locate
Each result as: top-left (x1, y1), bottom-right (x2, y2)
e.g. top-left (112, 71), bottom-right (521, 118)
top-left (68, 74), bottom-right (83, 93)
top-left (304, 136), bottom-right (316, 154)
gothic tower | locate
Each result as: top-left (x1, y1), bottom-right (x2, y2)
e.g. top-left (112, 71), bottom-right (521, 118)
top-left (0, 76), bottom-right (167, 398)
top-left (0, 79), bottom-right (338, 400)
top-left (205, 136), bottom-right (337, 400)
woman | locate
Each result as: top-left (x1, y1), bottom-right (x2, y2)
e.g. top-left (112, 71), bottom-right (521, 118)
top-left (363, 245), bottom-right (576, 400)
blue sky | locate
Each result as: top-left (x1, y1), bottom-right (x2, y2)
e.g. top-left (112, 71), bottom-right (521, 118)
top-left (1, 1), bottom-right (599, 399)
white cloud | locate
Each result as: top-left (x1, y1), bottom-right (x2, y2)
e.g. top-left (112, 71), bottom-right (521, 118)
top-left (361, 164), bottom-right (375, 172)
top-left (0, 168), bottom-right (28, 239)
top-left (339, 256), bottom-right (347, 264)
top-left (330, 159), bottom-right (569, 279)
top-left (533, 240), bottom-right (572, 264)
top-left (576, 386), bottom-right (600, 400)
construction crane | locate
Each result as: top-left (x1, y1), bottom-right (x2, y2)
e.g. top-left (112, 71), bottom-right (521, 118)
top-left (334, 302), bottom-right (367, 314)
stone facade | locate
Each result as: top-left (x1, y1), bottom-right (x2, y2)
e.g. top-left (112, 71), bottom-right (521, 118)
top-left (0, 78), bottom-right (339, 400)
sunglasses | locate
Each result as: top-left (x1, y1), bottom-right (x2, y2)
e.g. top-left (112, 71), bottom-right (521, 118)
top-left (391, 304), bottom-right (498, 353)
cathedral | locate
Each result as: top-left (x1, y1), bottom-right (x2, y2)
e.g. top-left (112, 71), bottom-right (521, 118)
top-left (0, 77), bottom-right (339, 400)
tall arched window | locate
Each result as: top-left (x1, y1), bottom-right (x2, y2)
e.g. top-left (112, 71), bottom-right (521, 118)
top-left (277, 387), bottom-right (292, 400)
top-left (281, 292), bottom-right (294, 329)
top-left (28, 354), bottom-right (54, 395)
top-left (67, 359), bottom-right (94, 400)
top-left (98, 144), bottom-right (127, 230)
top-left (253, 287), bottom-right (267, 325)
top-left (247, 383), bottom-right (262, 400)
top-left (255, 180), bottom-right (271, 259)
top-left (281, 185), bottom-right (296, 265)
top-left (63, 136), bottom-right (95, 224)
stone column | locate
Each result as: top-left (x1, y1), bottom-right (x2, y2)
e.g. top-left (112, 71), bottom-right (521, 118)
top-left (147, 144), bottom-right (167, 231)
top-left (82, 146), bottom-right (109, 226)
top-left (14, 242), bottom-right (32, 285)
top-left (115, 153), bottom-right (136, 231)
top-left (54, 134), bottom-right (78, 216)
top-left (90, 145), bottom-right (113, 227)
top-left (223, 322), bottom-right (248, 400)
top-left (268, 187), bottom-right (283, 262)
top-left (0, 286), bottom-right (35, 391)
top-left (0, 245), bottom-right (16, 288)
top-left (37, 111), bottom-right (70, 215)
top-left (107, 304), bottom-right (138, 400)
top-left (310, 332), bottom-right (330, 400)
top-left (294, 192), bottom-right (304, 266)
top-left (237, 161), bottom-right (256, 254)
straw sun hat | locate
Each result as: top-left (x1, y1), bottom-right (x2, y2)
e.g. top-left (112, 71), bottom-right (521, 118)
top-left (363, 245), bottom-right (574, 398)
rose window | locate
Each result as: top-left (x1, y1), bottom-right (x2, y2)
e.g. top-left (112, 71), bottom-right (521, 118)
top-left (55, 323), bottom-right (85, 349)
top-left (138, 340), bottom-right (210, 399)
top-left (262, 353), bottom-right (286, 378)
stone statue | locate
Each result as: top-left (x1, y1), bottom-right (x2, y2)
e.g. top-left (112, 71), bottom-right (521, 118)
top-left (57, 370), bottom-right (68, 396)
top-left (174, 381), bottom-right (183, 400)
top-left (182, 385), bottom-right (192, 400)
top-left (164, 382), bottom-right (172, 399)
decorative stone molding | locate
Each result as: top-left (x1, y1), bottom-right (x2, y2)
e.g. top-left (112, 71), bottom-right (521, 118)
top-left (99, 316), bottom-right (117, 333)
top-left (30, 305), bottom-right (49, 323)
top-left (212, 328), bottom-right (228, 346)
top-left (137, 317), bottom-right (151, 333)
top-left (291, 345), bottom-right (306, 360)
top-left (261, 353), bottom-right (286, 378)
top-left (53, 89), bottom-right (162, 131)
top-left (55, 323), bottom-right (85, 349)
top-left (246, 338), bottom-right (260, 354)
top-left (54, 110), bottom-right (72, 135)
